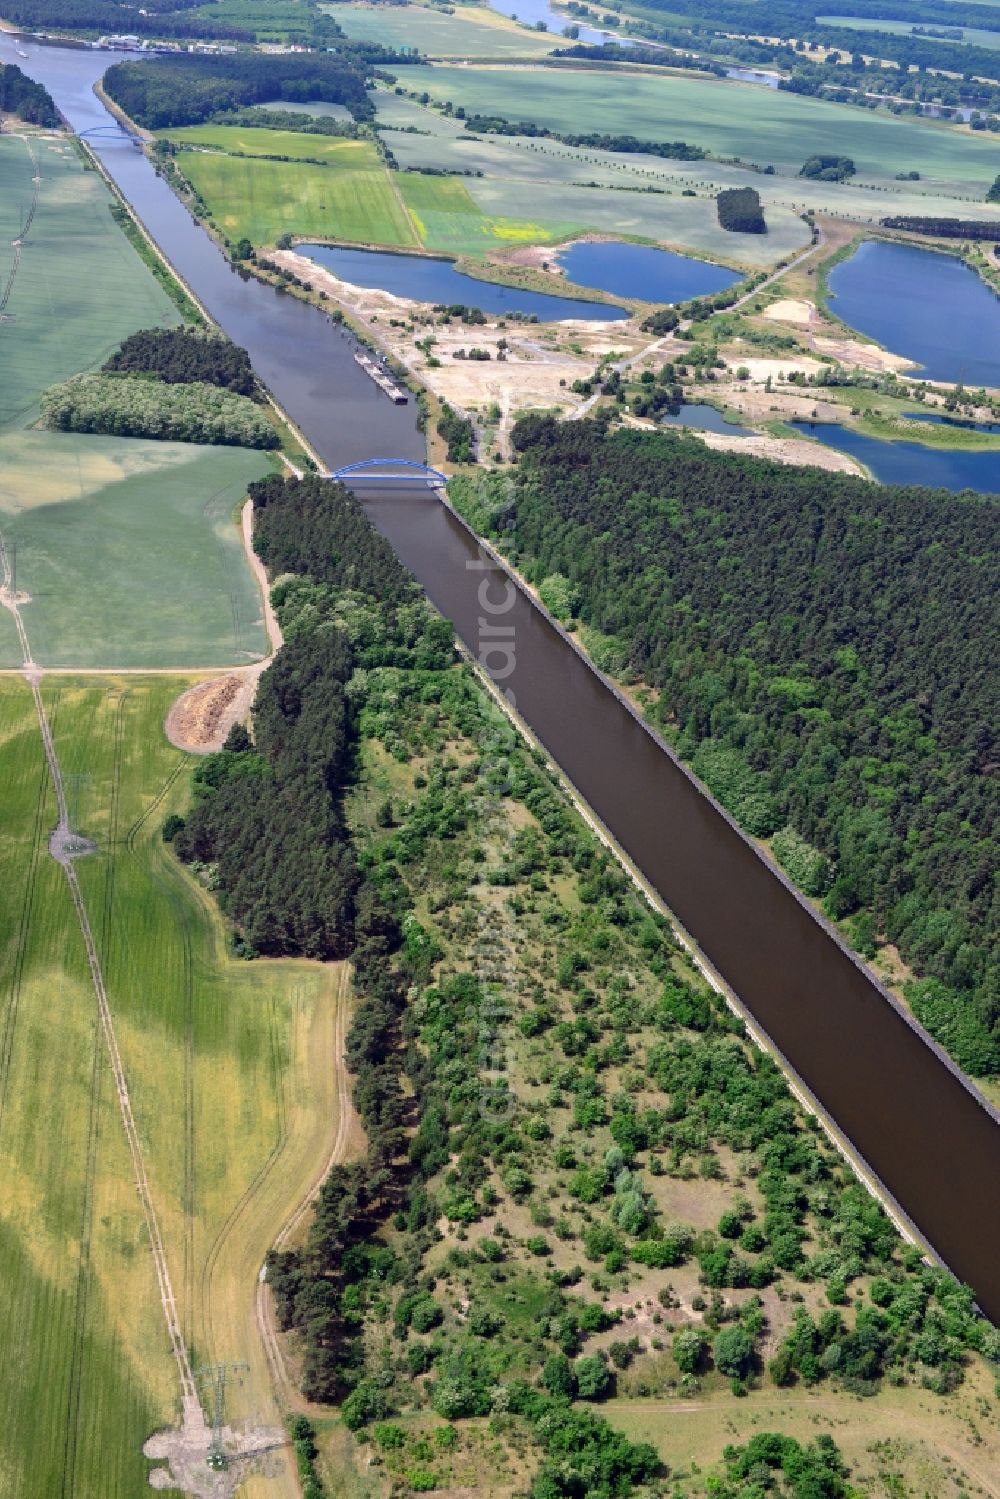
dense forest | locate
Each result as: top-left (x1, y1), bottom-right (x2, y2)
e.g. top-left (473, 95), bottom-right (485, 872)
top-left (880, 216), bottom-right (1000, 242)
top-left (171, 474), bottom-right (453, 957)
top-left (717, 186), bottom-right (766, 234)
top-left (40, 372), bottom-right (276, 447)
top-left (171, 470), bottom-right (997, 1495)
top-left (103, 52), bottom-right (378, 130)
top-left (104, 327), bottom-right (256, 395)
top-left (470, 418), bottom-right (999, 1076)
top-left (0, 62), bottom-right (59, 127)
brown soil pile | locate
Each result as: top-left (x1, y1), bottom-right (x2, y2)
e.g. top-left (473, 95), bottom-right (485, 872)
top-left (165, 675), bottom-right (241, 753)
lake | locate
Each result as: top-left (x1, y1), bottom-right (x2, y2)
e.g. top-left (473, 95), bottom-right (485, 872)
top-left (791, 422), bottom-right (1000, 492)
top-left (298, 243), bottom-right (628, 320)
top-left (558, 240), bottom-right (742, 302)
top-left (826, 241), bottom-right (1000, 388)
top-left (662, 402), bottom-right (752, 434)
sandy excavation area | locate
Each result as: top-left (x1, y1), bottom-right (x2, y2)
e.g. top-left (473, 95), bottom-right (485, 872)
top-left (273, 249), bottom-right (644, 418)
top-left (763, 297), bottom-right (914, 373)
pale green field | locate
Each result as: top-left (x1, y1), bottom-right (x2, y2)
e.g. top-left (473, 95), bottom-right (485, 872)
top-left (819, 13), bottom-right (1000, 49)
top-left (397, 170), bottom-right (584, 253)
top-left (0, 431), bottom-right (270, 669)
top-left (398, 63), bottom-right (1000, 188)
top-left (327, 0), bottom-right (559, 55)
top-left (160, 124), bottom-right (375, 162)
top-left (0, 133), bottom-right (275, 669)
top-left (0, 678), bottom-right (344, 1498)
top-left (253, 97), bottom-right (353, 119)
top-left (177, 145), bottom-right (418, 246)
top-left (379, 80), bottom-right (1000, 224)
top-left (0, 137), bottom-right (181, 432)
top-left (374, 85), bottom-right (468, 134)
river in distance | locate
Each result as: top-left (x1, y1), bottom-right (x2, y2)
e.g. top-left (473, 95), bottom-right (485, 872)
top-left (9, 34), bottom-right (1000, 1320)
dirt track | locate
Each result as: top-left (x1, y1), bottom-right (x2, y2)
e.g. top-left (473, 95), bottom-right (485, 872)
top-left (165, 499), bottom-right (283, 754)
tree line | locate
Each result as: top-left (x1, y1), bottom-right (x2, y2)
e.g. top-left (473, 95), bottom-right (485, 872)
top-left (881, 215), bottom-right (1000, 241)
top-left (492, 417), bottom-right (1000, 1076)
top-left (448, 105), bottom-right (705, 159)
top-left (0, 63), bottom-right (59, 127)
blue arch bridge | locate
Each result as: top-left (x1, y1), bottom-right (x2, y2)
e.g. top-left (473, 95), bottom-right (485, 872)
top-left (329, 458), bottom-right (448, 489)
top-left (76, 124), bottom-right (145, 148)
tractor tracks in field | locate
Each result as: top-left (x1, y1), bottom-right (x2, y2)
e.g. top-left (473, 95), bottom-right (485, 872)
top-left (60, 690), bottom-right (127, 1499)
top-left (254, 962), bottom-right (355, 1416)
top-left (0, 527), bottom-right (205, 1431)
top-left (123, 757), bottom-right (198, 1354)
top-left (0, 133), bottom-right (39, 320)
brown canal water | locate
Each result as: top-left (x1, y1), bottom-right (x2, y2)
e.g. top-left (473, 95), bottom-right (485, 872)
top-left (10, 36), bottom-right (1000, 1321)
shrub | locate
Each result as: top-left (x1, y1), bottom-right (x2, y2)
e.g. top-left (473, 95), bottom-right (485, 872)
top-left (713, 1324), bottom-right (753, 1378)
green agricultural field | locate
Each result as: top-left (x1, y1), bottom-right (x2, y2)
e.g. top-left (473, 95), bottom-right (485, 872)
top-left (0, 430), bottom-right (270, 669)
top-left (382, 91), bottom-right (1000, 239)
top-left (0, 137), bottom-right (181, 433)
top-left (0, 677), bottom-right (346, 1499)
top-left (186, 0), bottom-right (327, 42)
top-left (252, 97), bottom-right (353, 119)
top-left (819, 13), bottom-right (1000, 49)
top-left (159, 124), bottom-right (369, 162)
top-left (397, 170), bottom-right (584, 254)
top-left (0, 132), bottom-right (274, 670)
top-left (177, 145), bottom-right (418, 246)
top-left (328, 0), bottom-right (559, 56)
top-left (398, 63), bottom-right (1000, 188)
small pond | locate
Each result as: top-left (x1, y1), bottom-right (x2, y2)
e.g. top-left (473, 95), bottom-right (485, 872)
top-left (903, 410), bottom-right (1000, 435)
top-left (826, 241), bottom-right (1000, 388)
top-left (298, 244), bottom-right (627, 320)
top-left (790, 422), bottom-right (1000, 494)
top-left (662, 403), bottom-right (753, 435)
top-left (559, 240), bottom-right (742, 303)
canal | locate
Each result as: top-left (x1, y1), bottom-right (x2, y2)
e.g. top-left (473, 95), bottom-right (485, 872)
top-left (9, 34), bottom-right (1000, 1322)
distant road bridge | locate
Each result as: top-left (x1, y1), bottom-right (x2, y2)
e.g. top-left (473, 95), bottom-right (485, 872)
top-left (329, 458), bottom-right (448, 489)
top-left (76, 123), bottom-right (145, 147)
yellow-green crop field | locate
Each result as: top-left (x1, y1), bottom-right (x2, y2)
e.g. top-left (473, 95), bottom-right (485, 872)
top-left (177, 141), bottom-right (419, 247)
top-left (160, 124), bottom-right (377, 164)
top-left (397, 171), bottom-right (584, 254)
top-left (0, 677), bottom-right (346, 1498)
